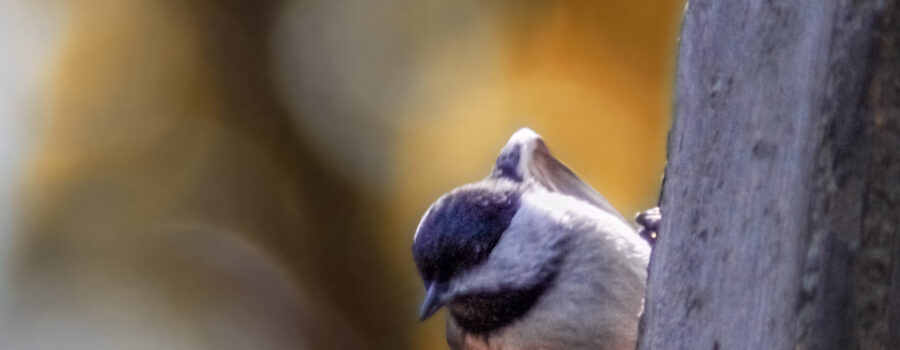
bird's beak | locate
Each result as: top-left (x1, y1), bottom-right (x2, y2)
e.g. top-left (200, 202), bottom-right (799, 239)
top-left (418, 283), bottom-right (447, 321)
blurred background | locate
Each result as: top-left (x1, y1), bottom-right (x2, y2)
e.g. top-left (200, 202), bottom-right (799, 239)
top-left (0, 0), bottom-right (682, 349)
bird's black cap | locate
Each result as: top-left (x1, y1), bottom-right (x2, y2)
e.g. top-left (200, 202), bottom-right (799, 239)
top-left (413, 183), bottom-right (521, 284)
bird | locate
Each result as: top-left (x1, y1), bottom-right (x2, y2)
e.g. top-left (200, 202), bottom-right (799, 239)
top-left (412, 128), bottom-right (651, 350)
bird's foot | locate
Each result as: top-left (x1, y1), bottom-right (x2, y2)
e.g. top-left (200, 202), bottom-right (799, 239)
top-left (635, 207), bottom-right (661, 245)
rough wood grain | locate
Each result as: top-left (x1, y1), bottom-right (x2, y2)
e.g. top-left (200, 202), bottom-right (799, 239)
top-left (638, 1), bottom-right (900, 349)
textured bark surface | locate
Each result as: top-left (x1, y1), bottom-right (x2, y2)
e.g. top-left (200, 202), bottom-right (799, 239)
top-left (638, 1), bottom-right (900, 349)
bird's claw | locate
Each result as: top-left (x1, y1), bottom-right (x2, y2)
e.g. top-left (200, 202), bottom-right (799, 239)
top-left (635, 207), bottom-right (661, 245)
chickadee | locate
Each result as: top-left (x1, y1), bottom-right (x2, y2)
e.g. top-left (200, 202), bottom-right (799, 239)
top-left (412, 128), bottom-right (650, 350)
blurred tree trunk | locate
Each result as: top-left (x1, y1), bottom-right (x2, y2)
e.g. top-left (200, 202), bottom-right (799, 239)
top-left (638, 1), bottom-right (900, 349)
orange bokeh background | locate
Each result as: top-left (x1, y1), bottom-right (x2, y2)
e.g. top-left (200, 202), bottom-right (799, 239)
top-left (0, 1), bottom-right (683, 349)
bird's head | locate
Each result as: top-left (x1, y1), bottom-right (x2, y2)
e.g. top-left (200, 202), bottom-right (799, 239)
top-left (411, 128), bottom-right (628, 334)
top-left (412, 180), bottom-right (523, 323)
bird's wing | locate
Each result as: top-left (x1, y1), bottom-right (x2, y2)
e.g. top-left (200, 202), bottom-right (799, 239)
top-left (492, 128), bottom-right (630, 225)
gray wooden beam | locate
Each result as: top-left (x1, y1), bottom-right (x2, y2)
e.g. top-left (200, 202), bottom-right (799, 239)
top-left (638, 1), bottom-right (900, 349)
